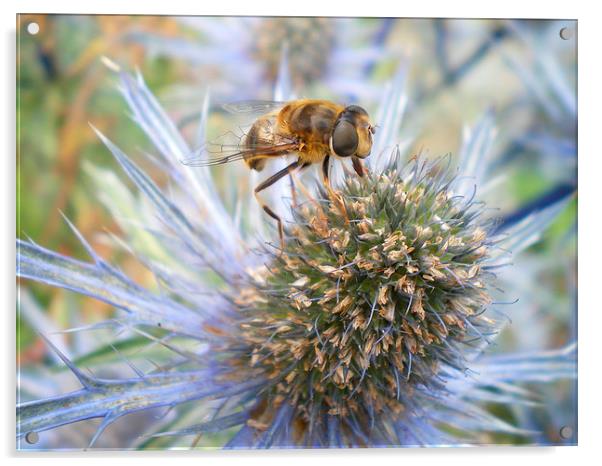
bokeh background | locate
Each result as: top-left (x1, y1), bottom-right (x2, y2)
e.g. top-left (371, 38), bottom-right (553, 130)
top-left (17, 15), bottom-right (576, 448)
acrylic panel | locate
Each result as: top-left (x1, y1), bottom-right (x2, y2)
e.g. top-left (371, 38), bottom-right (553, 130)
top-left (16, 15), bottom-right (577, 450)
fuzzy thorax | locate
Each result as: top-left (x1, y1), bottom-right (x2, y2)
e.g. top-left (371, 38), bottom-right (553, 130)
top-left (230, 160), bottom-right (497, 437)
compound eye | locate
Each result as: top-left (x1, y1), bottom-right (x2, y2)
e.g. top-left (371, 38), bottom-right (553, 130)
top-left (332, 120), bottom-right (359, 157)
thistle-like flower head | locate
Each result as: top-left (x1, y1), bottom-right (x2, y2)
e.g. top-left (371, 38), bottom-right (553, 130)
top-left (251, 18), bottom-right (335, 88)
top-left (229, 161), bottom-right (495, 440)
top-left (131, 17), bottom-right (390, 101)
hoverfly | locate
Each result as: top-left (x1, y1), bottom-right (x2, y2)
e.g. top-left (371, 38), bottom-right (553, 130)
top-left (184, 99), bottom-right (376, 247)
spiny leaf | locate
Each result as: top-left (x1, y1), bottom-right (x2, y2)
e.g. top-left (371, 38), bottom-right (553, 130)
top-left (17, 239), bottom-right (207, 338)
top-left (150, 409), bottom-right (250, 438)
top-left (17, 370), bottom-right (263, 440)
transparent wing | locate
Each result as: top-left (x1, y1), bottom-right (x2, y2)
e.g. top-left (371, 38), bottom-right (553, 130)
top-left (181, 139), bottom-right (300, 167)
top-left (221, 100), bottom-right (288, 115)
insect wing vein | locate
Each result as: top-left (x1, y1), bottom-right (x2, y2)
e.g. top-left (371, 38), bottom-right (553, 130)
top-left (221, 100), bottom-right (287, 115)
top-left (181, 142), bottom-right (300, 167)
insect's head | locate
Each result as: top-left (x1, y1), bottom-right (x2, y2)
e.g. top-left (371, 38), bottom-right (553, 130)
top-left (330, 105), bottom-right (375, 160)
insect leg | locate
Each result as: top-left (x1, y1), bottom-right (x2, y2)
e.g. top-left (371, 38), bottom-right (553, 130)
top-left (352, 156), bottom-right (367, 178)
top-left (321, 156), bottom-right (349, 224)
top-left (321, 155), bottom-right (333, 191)
top-left (255, 160), bottom-right (301, 249)
top-left (288, 162), bottom-right (312, 208)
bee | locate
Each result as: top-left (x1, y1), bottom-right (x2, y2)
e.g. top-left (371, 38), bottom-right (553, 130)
top-left (184, 99), bottom-right (376, 246)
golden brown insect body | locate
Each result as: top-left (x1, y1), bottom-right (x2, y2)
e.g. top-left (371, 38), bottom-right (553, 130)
top-left (185, 99), bottom-right (376, 248)
top-left (243, 99), bottom-right (374, 171)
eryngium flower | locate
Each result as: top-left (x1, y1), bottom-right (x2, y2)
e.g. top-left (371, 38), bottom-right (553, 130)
top-left (130, 17), bottom-right (391, 101)
top-left (16, 69), bottom-right (575, 449)
top-left (231, 163), bottom-right (494, 436)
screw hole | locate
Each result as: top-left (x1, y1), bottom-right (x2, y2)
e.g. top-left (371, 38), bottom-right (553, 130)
top-left (559, 27), bottom-right (573, 40)
top-left (25, 431), bottom-right (39, 444)
top-left (27, 22), bottom-right (40, 35)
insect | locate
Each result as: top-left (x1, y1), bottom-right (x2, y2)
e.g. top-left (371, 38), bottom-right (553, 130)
top-left (184, 99), bottom-right (376, 247)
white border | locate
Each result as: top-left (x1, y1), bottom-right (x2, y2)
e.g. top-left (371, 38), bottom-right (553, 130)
top-left (3, 1), bottom-right (600, 465)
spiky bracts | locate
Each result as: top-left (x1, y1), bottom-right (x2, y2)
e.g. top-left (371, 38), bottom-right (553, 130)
top-left (231, 159), bottom-right (498, 442)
